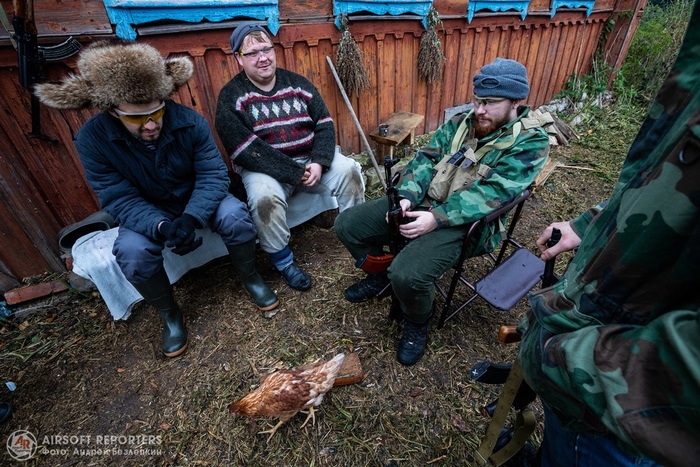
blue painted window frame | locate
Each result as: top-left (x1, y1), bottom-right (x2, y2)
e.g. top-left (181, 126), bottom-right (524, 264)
top-left (550, 0), bottom-right (595, 17)
top-left (333, 0), bottom-right (433, 29)
top-left (467, 0), bottom-right (531, 23)
top-left (102, 0), bottom-right (280, 40)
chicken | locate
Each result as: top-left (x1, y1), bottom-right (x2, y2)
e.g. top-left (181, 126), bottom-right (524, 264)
top-left (229, 353), bottom-right (345, 442)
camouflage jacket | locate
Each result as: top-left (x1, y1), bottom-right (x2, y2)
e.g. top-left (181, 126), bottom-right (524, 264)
top-left (397, 106), bottom-right (549, 252)
top-left (518, 7), bottom-right (700, 466)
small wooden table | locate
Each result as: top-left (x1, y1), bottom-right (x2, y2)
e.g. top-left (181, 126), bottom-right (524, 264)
top-left (369, 111), bottom-right (425, 159)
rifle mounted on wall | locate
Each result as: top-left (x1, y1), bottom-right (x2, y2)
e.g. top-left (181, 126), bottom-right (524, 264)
top-left (10, 0), bottom-right (82, 140)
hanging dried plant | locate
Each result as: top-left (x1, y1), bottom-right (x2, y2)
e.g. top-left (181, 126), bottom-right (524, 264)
top-left (418, 8), bottom-right (446, 84)
top-left (335, 14), bottom-right (370, 96)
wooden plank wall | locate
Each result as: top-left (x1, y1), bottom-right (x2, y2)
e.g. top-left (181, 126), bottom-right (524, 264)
top-left (0, 2), bottom-right (644, 282)
top-left (146, 12), bottom-right (609, 158)
top-left (0, 0), bottom-right (113, 39)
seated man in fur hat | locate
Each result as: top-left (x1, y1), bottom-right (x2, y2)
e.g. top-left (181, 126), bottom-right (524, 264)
top-left (35, 41), bottom-right (279, 358)
top-left (335, 58), bottom-right (551, 366)
top-left (214, 22), bottom-right (366, 292)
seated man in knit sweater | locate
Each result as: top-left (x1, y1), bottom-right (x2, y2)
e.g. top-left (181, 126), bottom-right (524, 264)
top-left (215, 22), bottom-right (365, 291)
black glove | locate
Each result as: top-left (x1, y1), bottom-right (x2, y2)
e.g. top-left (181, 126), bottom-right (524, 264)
top-left (158, 214), bottom-right (203, 255)
top-left (171, 235), bottom-right (203, 256)
top-left (158, 220), bottom-right (176, 242)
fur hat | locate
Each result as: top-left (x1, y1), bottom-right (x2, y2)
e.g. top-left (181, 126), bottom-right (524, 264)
top-left (473, 58), bottom-right (530, 100)
top-left (35, 41), bottom-right (193, 110)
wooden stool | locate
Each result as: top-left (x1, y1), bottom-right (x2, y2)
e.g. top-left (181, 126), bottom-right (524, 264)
top-left (369, 111), bottom-right (424, 159)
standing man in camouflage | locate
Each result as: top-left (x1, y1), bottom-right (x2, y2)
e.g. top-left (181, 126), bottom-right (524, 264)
top-left (518, 3), bottom-right (700, 465)
top-left (335, 58), bottom-right (550, 366)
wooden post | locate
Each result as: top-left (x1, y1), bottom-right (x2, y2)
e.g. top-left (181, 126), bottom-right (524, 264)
top-left (326, 56), bottom-right (386, 189)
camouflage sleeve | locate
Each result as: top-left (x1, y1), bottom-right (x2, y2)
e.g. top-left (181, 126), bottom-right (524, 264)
top-left (569, 201), bottom-right (608, 238)
top-left (536, 309), bottom-right (700, 459)
top-left (430, 129), bottom-right (550, 228)
top-left (520, 5), bottom-right (700, 463)
top-left (397, 115), bottom-right (462, 205)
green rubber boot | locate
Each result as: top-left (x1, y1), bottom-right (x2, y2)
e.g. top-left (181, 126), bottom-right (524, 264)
top-left (131, 270), bottom-right (188, 357)
top-left (227, 240), bottom-right (279, 312)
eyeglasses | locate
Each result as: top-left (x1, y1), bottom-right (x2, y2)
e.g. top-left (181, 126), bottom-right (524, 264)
top-left (473, 97), bottom-right (507, 108)
top-left (239, 46), bottom-right (275, 59)
top-left (113, 101), bottom-right (166, 125)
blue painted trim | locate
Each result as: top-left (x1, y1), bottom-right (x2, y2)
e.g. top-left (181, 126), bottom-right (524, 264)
top-left (550, 0), bottom-right (595, 17)
top-left (467, 0), bottom-right (531, 23)
top-left (333, 0), bottom-right (433, 29)
top-left (102, 0), bottom-right (280, 40)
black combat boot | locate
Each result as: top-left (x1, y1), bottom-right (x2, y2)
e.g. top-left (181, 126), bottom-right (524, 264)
top-left (396, 316), bottom-right (432, 366)
top-left (227, 240), bottom-right (279, 312)
top-left (131, 270), bottom-right (188, 357)
top-left (344, 272), bottom-right (390, 303)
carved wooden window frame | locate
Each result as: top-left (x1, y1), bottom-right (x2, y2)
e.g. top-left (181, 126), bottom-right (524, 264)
top-left (102, 0), bottom-right (280, 40)
top-left (550, 0), bottom-right (595, 17)
top-left (333, 0), bottom-right (434, 29)
top-left (467, 0), bottom-right (532, 23)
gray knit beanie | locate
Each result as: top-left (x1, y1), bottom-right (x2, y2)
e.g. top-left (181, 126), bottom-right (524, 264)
top-left (229, 22), bottom-right (270, 53)
top-left (473, 58), bottom-right (530, 100)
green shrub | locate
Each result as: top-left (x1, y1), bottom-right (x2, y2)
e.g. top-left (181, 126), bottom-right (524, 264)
top-left (619, 0), bottom-right (693, 104)
top-left (556, 0), bottom-right (692, 126)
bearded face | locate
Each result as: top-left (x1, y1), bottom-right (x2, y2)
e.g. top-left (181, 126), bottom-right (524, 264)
top-left (473, 98), bottom-right (518, 138)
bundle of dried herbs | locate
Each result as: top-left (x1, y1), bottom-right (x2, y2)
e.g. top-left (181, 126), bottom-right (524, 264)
top-left (418, 8), bottom-right (446, 84)
top-left (336, 14), bottom-right (370, 96)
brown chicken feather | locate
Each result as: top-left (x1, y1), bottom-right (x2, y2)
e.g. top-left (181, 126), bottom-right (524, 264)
top-left (229, 353), bottom-right (345, 441)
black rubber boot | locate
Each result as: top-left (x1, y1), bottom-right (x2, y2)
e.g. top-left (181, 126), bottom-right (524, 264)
top-left (227, 240), bottom-right (279, 312)
top-left (131, 270), bottom-right (188, 357)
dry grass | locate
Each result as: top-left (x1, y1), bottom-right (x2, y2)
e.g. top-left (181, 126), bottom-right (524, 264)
top-left (0, 124), bottom-right (628, 466)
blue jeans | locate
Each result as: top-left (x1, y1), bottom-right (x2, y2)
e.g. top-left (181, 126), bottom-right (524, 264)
top-left (113, 194), bottom-right (257, 283)
top-left (540, 404), bottom-right (659, 467)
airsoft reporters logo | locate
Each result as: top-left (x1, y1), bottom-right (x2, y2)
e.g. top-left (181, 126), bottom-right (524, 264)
top-left (6, 430), bottom-right (37, 461)
top-left (6, 430), bottom-right (163, 461)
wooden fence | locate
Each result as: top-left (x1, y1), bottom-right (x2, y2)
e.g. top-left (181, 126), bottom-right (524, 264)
top-left (0, 0), bottom-right (646, 285)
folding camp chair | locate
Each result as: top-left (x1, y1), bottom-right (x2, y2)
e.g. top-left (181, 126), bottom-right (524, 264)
top-left (435, 188), bottom-right (544, 329)
top-left (471, 228), bottom-right (562, 466)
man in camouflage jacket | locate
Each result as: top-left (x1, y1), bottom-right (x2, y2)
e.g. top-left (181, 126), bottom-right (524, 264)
top-left (518, 4), bottom-right (700, 465)
top-left (335, 58), bottom-right (550, 366)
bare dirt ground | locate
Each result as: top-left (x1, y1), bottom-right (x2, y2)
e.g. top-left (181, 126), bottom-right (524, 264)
top-left (0, 140), bottom-right (620, 466)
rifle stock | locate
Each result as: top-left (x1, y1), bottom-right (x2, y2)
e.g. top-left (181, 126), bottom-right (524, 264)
top-left (357, 254), bottom-right (394, 274)
top-left (12, 0), bottom-right (81, 140)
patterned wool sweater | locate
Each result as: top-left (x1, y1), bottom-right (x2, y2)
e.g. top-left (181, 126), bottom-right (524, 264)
top-left (215, 68), bottom-right (336, 185)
